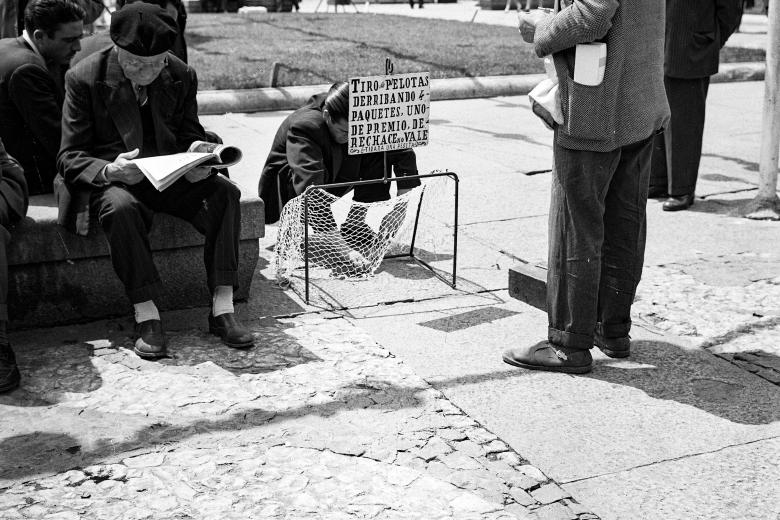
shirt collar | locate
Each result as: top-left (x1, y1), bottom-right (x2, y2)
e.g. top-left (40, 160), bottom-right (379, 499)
top-left (21, 29), bottom-right (43, 58)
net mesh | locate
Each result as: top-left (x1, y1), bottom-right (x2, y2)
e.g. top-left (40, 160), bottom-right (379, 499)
top-left (274, 175), bottom-right (453, 286)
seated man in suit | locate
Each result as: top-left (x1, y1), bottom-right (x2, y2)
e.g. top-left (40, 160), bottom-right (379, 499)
top-left (57, 2), bottom-right (252, 359)
top-left (0, 138), bottom-right (29, 393)
top-left (0, 0), bottom-right (84, 195)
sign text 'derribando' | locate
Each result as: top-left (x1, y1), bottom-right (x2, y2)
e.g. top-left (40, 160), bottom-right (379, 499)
top-left (347, 72), bottom-right (430, 155)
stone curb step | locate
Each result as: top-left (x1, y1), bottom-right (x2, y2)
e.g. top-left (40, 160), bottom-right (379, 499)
top-left (197, 61), bottom-right (766, 115)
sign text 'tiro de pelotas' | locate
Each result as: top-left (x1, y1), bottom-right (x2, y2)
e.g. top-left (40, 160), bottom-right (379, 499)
top-left (347, 72), bottom-right (430, 155)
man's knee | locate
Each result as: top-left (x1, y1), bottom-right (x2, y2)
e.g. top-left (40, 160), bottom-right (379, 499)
top-left (95, 187), bottom-right (145, 230)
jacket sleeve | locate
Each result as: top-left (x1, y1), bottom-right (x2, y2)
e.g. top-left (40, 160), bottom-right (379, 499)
top-left (716, 0), bottom-right (743, 47)
top-left (8, 62), bottom-right (62, 162)
top-left (57, 68), bottom-right (110, 187)
top-left (387, 148), bottom-right (421, 190)
top-left (534, 0), bottom-right (619, 58)
top-left (286, 120), bottom-right (328, 195)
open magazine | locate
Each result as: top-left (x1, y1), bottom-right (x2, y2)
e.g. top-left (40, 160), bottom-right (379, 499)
top-left (132, 141), bottom-right (243, 191)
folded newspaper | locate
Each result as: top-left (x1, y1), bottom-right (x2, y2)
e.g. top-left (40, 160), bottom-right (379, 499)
top-left (132, 141), bottom-right (243, 191)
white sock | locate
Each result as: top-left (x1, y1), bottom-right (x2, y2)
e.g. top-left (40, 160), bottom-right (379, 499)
top-left (212, 285), bottom-right (234, 317)
top-left (134, 300), bottom-right (160, 323)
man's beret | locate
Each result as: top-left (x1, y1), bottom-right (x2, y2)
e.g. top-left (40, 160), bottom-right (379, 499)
top-left (110, 2), bottom-right (177, 57)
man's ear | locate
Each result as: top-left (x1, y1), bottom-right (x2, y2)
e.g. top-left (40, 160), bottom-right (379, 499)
top-left (322, 108), bottom-right (332, 124)
top-left (32, 29), bottom-right (47, 41)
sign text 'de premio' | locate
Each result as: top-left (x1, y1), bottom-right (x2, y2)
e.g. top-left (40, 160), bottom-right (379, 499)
top-left (347, 72), bottom-right (430, 155)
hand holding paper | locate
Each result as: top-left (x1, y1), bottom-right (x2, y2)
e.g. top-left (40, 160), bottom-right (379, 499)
top-left (105, 148), bottom-right (145, 185)
top-left (184, 165), bottom-right (213, 183)
top-left (518, 10), bottom-right (552, 43)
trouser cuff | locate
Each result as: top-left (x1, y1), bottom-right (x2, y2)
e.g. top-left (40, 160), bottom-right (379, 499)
top-left (127, 281), bottom-right (163, 305)
top-left (211, 270), bottom-right (239, 292)
top-left (548, 327), bottom-right (593, 350)
top-left (595, 321), bottom-right (631, 339)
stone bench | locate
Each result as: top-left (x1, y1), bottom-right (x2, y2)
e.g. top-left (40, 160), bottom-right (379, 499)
top-left (7, 194), bottom-right (265, 329)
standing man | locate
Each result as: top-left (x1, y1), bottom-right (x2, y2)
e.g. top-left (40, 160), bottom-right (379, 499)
top-left (502, 0), bottom-right (670, 373)
top-left (0, 139), bottom-right (29, 393)
top-left (57, 2), bottom-right (253, 359)
top-left (649, 0), bottom-right (742, 211)
top-left (0, 0), bottom-right (83, 195)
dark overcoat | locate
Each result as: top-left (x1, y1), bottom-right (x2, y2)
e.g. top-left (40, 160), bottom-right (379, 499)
top-left (56, 46), bottom-right (206, 234)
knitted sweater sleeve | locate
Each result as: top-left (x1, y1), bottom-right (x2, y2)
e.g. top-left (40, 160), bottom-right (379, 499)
top-left (533, 0), bottom-right (619, 58)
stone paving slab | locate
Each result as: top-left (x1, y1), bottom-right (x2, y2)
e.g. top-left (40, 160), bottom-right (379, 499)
top-left (345, 293), bottom-right (780, 513)
top-left (1, 315), bottom-right (594, 519)
top-left (563, 437), bottom-right (780, 520)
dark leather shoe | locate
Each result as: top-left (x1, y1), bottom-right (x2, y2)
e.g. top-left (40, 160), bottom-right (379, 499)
top-left (647, 185), bottom-right (669, 199)
top-left (503, 341), bottom-right (592, 374)
top-left (662, 194), bottom-right (694, 211)
top-left (134, 319), bottom-right (167, 359)
top-left (209, 313), bottom-right (254, 348)
top-left (594, 334), bottom-right (630, 358)
top-left (0, 342), bottom-right (20, 393)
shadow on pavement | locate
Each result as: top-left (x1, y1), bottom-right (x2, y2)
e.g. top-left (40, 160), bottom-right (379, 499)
top-left (686, 196), bottom-right (757, 216)
top-left (434, 340), bottom-right (779, 426)
top-left (0, 377), bottom-right (426, 483)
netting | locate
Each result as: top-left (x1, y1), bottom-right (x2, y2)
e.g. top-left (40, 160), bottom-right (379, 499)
top-left (273, 175), bottom-right (454, 286)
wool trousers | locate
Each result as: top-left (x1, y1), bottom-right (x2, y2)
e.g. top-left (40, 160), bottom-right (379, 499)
top-left (547, 134), bottom-right (654, 350)
top-left (650, 75), bottom-right (710, 196)
top-left (91, 175), bottom-right (241, 305)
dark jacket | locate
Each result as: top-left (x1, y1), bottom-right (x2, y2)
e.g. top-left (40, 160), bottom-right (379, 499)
top-left (0, 36), bottom-right (65, 195)
top-left (258, 93), bottom-right (420, 224)
top-left (56, 46), bottom-right (206, 234)
top-left (664, 0), bottom-right (743, 78)
top-left (0, 137), bottom-right (29, 222)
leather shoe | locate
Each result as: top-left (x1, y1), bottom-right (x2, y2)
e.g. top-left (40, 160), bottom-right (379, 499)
top-left (647, 185), bottom-right (668, 199)
top-left (662, 194), bottom-right (694, 211)
top-left (134, 319), bottom-right (167, 359)
top-left (209, 313), bottom-right (254, 348)
top-left (594, 334), bottom-right (630, 358)
top-left (0, 342), bottom-right (20, 393)
top-left (503, 341), bottom-right (592, 374)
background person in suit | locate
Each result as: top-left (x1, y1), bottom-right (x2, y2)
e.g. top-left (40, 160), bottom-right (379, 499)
top-left (649, 0), bottom-right (743, 211)
top-left (57, 2), bottom-right (252, 360)
top-left (503, 0), bottom-right (670, 374)
top-left (0, 0), bottom-right (84, 195)
top-left (0, 139), bottom-right (29, 394)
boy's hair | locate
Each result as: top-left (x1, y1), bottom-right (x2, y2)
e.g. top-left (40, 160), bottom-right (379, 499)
top-left (24, 0), bottom-right (84, 37)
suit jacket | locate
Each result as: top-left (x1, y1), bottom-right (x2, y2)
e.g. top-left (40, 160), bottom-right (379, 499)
top-left (665, 0), bottom-right (743, 78)
top-left (258, 93), bottom-right (420, 224)
top-left (534, 0), bottom-right (670, 152)
top-left (0, 36), bottom-right (65, 195)
top-left (0, 137), bottom-right (29, 224)
top-left (56, 46), bottom-right (206, 234)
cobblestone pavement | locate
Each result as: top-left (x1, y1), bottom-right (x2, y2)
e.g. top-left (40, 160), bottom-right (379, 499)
top-left (0, 316), bottom-right (596, 519)
top-left (634, 252), bottom-right (780, 385)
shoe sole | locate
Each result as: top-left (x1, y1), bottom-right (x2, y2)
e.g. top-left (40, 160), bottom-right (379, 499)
top-left (502, 354), bottom-right (592, 374)
top-left (209, 328), bottom-right (254, 349)
top-left (133, 347), bottom-right (166, 359)
top-left (597, 347), bottom-right (630, 359)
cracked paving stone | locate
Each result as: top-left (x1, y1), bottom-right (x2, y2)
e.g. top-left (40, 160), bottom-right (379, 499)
top-left (1, 316), bottom-right (556, 519)
top-left (530, 483), bottom-right (571, 505)
top-left (531, 502), bottom-right (578, 520)
top-left (509, 486), bottom-right (536, 506)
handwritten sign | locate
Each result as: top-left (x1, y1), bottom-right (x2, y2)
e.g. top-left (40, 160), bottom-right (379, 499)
top-left (347, 72), bottom-right (430, 155)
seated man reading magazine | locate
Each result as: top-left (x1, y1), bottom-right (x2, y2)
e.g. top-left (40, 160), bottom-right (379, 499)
top-left (56, 2), bottom-right (253, 359)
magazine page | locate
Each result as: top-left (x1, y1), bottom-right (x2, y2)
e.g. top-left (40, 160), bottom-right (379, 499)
top-left (133, 152), bottom-right (212, 191)
top-left (187, 140), bottom-right (243, 169)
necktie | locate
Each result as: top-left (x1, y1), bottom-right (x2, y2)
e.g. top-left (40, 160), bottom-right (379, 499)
top-left (135, 84), bottom-right (148, 106)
